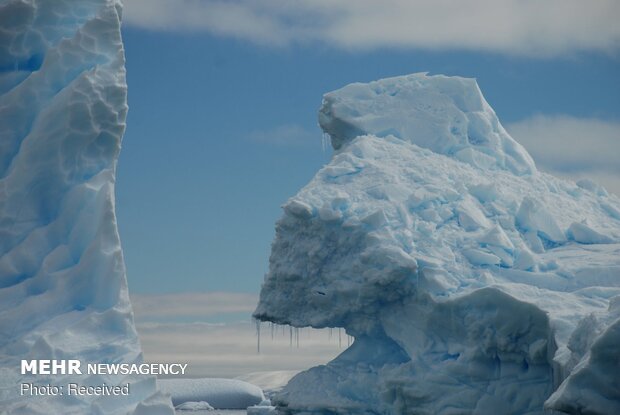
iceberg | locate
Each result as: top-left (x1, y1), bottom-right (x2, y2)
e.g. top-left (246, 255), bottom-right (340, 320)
top-left (254, 73), bottom-right (620, 414)
top-left (0, 0), bottom-right (173, 413)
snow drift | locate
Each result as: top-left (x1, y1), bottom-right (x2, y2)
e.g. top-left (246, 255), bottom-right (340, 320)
top-left (0, 0), bottom-right (173, 413)
top-left (254, 73), bottom-right (620, 414)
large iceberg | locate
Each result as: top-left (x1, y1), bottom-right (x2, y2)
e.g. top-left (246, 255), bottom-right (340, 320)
top-left (254, 73), bottom-right (620, 414)
top-left (0, 0), bottom-right (172, 413)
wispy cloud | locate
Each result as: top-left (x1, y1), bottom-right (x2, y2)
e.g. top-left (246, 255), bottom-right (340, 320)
top-left (122, 0), bottom-right (620, 57)
top-left (131, 292), bottom-right (258, 321)
top-left (246, 123), bottom-right (319, 147)
top-left (506, 115), bottom-right (620, 195)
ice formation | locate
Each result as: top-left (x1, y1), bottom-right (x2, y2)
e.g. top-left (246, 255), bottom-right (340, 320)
top-left (0, 0), bottom-right (172, 413)
top-left (254, 73), bottom-right (620, 414)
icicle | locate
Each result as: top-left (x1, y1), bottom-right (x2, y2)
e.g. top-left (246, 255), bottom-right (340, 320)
top-left (322, 132), bottom-right (330, 154)
top-left (256, 320), bottom-right (261, 354)
top-left (328, 327), bottom-right (333, 341)
top-left (296, 327), bottom-right (299, 348)
top-left (289, 326), bottom-right (293, 348)
top-left (271, 322), bottom-right (275, 340)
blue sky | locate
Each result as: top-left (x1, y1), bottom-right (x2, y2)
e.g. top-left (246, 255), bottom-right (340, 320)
top-left (117, 0), bottom-right (619, 299)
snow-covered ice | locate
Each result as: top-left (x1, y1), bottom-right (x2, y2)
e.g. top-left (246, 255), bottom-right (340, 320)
top-left (159, 378), bottom-right (264, 409)
top-left (0, 0), bottom-right (172, 413)
top-left (254, 73), bottom-right (620, 414)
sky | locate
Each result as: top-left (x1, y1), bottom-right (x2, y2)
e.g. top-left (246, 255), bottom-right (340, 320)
top-left (116, 0), bottom-right (619, 375)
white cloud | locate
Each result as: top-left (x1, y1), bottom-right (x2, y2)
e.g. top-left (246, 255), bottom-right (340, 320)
top-left (122, 0), bottom-right (620, 56)
top-left (136, 320), bottom-right (346, 378)
top-left (130, 291), bottom-right (258, 321)
top-left (246, 123), bottom-right (320, 147)
top-left (505, 115), bottom-right (620, 195)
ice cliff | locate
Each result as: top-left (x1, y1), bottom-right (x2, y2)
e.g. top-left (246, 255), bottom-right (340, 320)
top-left (254, 73), bottom-right (620, 414)
top-left (0, 1), bottom-right (173, 413)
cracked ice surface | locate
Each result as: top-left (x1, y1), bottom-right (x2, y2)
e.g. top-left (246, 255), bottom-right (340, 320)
top-left (0, 1), bottom-right (173, 413)
top-left (254, 73), bottom-right (620, 414)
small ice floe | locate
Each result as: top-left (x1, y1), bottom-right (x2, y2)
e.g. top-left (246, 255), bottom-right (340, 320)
top-left (175, 401), bottom-right (214, 411)
top-left (247, 398), bottom-right (277, 414)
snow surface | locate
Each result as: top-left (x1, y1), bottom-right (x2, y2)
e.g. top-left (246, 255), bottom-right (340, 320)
top-left (159, 378), bottom-right (264, 409)
top-left (254, 73), bottom-right (620, 414)
top-left (0, 0), bottom-right (172, 413)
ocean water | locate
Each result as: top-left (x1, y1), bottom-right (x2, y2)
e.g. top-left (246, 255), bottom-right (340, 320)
top-left (175, 411), bottom-right (246, 415)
